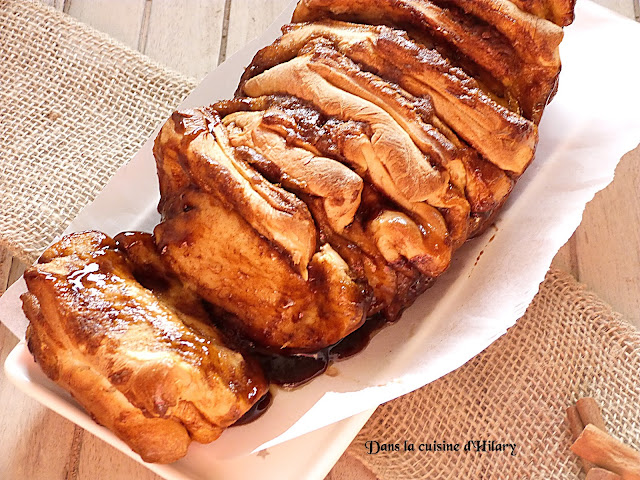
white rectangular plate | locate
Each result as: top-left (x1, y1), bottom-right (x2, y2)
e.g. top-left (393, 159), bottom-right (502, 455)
top-left (5, 341), bottom-right (374, 480)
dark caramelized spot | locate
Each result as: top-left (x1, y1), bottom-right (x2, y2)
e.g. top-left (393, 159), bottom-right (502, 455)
top-left (109, 368), bottom-right (133, 386)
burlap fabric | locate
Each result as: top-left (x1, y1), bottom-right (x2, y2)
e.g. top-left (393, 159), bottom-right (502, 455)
top-left (0, 0), bottom-right (197, 263)
top-left (342, 269), bottom-right (640, 479)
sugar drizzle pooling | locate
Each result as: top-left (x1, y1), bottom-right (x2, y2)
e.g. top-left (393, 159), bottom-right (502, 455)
top-left (250, 313), bottom-right (391, 389)
top-left (233, 391), bottom-right (273, 426)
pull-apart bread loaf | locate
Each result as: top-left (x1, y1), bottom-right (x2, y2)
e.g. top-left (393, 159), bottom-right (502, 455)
top-left (22, 0), bottom-right (577, 463)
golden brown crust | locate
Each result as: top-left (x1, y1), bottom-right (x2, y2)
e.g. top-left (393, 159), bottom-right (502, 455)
top-left (212, 98), bottom-right (444, 316)
top-left (154, 109), bottom-right (369, 350)
top-left (223, 110), bottom-right (363, 233)
top-left (22, 231), bottom-right (268, 463)
top-left (510, 0), bottom-right (577, 26)
top-left (215, 95), bottom-right (512, 238)
top-left (292, 0), bottom-right (564, 122)
top-left (156, 108), bottom-right (317, 274)
top-left (241, 20), bottom-right (538, 173)
top-left (243, 51), bottom-right (460, 246)
top-left (242, 55), bottom-right (438, 203)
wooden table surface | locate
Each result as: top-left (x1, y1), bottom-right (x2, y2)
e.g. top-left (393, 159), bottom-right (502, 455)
top-left (1, 1), bottom-right (639, 479)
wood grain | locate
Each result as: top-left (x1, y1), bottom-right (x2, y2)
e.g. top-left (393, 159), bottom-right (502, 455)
top-left (554, 147), bottom-right (640, 324)
top-left (37, 0), bottom-right (66, 10)
top-left (8, 258), bottom-right (27, 289)
top-left (143, 0), bottom-right (227, 80)
top-left (76, 432), bottom-right (160, 480)
top-left (66, 0), bottom-right (147, 50)
top-left (596, 0), bottom-right (638, 17)
top-left (574, 148), bottom-right (640, 324)
top-left (224, 0), bottom-right (291, 59)
top-left (0, 247), bottom-right (12, 296)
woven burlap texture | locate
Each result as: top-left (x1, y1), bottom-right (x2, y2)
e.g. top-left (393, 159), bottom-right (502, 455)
top-left (344, 268), bottom-right (640, 479)
top-left (0, 0), bottom-right (197, 263)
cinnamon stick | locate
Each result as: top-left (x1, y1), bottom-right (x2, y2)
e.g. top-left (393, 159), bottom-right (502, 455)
top-left (567, 405), bottom-right (586, 438)
top-left (567, 405), bottom-right (595, 473)
top-left (577, 397), bottom-right (608, 432)
top-left (571, 424), bottom-right (640, 480)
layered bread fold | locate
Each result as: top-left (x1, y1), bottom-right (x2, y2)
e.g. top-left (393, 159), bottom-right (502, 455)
top-left (212, 96), bottom-right (446, 319)
top-left (154, 107), bottom-right (369, 350)
top-left (510, 0), bottom-right (577, 26)
top-left (238, 20), bottom-right (537, 175)
top-left (223, 109), bottom-right (363, 233)
top-left (22, 231), bottom-right (268, 463)
top-left (292, 0), bottom-right (565, 122)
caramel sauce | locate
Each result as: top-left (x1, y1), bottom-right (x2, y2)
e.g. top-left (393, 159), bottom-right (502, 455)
top-left (255, 349), bottom-right (329, 388)
top-left (233, 391), bottom-right (272, 426)
top-left (244, 313), bottom-right (393, 389)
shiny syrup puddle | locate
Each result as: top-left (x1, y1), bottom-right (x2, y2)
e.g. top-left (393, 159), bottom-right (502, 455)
top-left (229, 313), bottom-right (389, 427)
top-left (234, 390), bottom-right (273, 426)
top-left (254, 313), bottom-right (388, 387)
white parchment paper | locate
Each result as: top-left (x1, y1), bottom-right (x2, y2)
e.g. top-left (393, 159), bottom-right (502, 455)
top-left (2, 0), bottom-right (640, 460)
